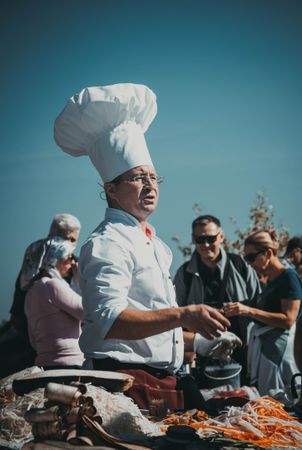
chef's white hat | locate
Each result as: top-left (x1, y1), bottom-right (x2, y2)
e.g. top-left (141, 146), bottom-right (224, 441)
top-left (54, 83), bottom-right (157, 182)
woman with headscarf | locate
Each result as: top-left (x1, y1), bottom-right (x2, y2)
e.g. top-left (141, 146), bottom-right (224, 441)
top-left (224, 229), bottom-right (302, 396)
top-left (24, 237), bottom-right (84, 369)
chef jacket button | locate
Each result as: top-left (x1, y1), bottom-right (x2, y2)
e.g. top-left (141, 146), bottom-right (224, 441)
top-left (176, 340), bottom-right (179, 344)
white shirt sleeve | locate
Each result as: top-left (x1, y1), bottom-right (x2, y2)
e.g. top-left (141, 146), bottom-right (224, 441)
top-left (79, 237), bottom-right (133, 341)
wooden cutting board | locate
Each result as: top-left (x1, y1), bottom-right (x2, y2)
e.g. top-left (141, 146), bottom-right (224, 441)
top-left (12, 369), bottom-right (134, 395)
top-left (23, 441), bottom-right (152, 449)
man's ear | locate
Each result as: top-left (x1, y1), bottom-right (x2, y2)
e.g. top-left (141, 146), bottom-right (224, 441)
top-left (104, 182), bottom-right (117, 199)
top-left (266, 247), bottom-right (274, 259)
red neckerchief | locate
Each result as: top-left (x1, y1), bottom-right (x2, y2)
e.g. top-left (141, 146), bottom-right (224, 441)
top-left (145, 225), bottom-right (152, 240)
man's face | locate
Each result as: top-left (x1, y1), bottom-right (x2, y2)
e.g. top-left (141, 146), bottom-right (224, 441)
top-left (291, 248), bottom-right (302, 268)
top-left (105, 165), bottom-right (159, 223)
top-left (65, 230), bottom-right (79, 247)
top-left (58, 229), bottom-right (79, 248)
top-left (193, 222), bottom-right (224, 264)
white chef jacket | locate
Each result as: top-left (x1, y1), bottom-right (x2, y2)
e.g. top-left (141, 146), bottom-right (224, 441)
top-left (78, 208), bottom-right (184, 373)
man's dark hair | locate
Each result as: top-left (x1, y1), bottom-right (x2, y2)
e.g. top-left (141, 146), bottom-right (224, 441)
top-left (285, 236), bottom-right (302, 255)
top-left (192, 215), bottom-right (221, 232)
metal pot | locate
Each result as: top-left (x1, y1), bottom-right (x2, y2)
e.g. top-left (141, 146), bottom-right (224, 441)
top-left (203, 359), bottom-right (242, 389)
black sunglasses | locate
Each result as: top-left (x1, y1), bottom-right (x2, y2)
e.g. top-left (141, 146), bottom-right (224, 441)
top-left (244, 250), bottom-right (265, 263)
top-left (194, 231), bottom-right (220, 245)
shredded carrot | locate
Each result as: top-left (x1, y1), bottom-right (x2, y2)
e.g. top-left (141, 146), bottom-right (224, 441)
top-left (163, 397), bottom-right (302, 448)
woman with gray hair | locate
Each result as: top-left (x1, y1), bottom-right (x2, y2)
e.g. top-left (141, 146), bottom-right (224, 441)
top-left (224, 229), bottom-right (302, 396)
top-left (24, 237), bottom-right (84, 369)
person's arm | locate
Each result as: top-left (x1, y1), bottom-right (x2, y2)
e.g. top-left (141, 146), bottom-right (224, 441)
top-left (224, 298), bottom-right (300, 329)
top-left (244, 262), bottom-right (262, 304)
top-left (294, 315), bottom-right (302, 372)
top-left (182, 330), bottom-right (242, 363)
top-left (71, 258), bottom-right (79, 285)
top-left (183, 331), bottom-right (195, 352)
top-left (183, 331), bottom-right (196, 364)
top-left (81, 237), bottom-right (230, 341)
top-left (48, 278), bottom-right (83, 321)
top-left (106, 303), bottom-right (230, 340)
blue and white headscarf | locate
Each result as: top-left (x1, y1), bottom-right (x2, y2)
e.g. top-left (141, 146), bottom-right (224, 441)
top-left (20, 237), bottom-right (75, 289)
top-left (41, 237), bottom-right (74, 272)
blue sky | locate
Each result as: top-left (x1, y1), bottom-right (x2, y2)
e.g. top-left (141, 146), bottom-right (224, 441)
top-left (1, 0), bottom-right (302, 321)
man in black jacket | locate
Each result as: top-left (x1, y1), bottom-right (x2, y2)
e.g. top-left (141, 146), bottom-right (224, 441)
top-left (174, 214), bottom-right (261, 385)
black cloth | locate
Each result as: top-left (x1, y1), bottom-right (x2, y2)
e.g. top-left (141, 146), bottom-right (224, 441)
top-left (197, 257), bottom-right (222, 307)
top-left (176, 374), bottom-right (207, 410)
top-left (0, 325), bottom-right (36, 379)
top-left (43, 365), bottom-right (82, 370)
top-left (92, 358), bottom-right (171, 378)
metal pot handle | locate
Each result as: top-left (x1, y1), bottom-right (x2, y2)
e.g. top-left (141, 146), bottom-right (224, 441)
top-left (291, 372), bottom-right (302, 399)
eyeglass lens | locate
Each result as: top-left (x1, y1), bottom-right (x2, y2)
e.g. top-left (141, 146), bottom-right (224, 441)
top-left (134, 175), bottom-right (163, 184)
top-left (244, 251), bottom-right (262, 263)
top-left (195, 234), bottom-right (218, 245)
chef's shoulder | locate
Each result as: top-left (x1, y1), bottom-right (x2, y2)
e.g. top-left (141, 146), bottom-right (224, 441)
top-left (80, 220), bottom-right (139, 263)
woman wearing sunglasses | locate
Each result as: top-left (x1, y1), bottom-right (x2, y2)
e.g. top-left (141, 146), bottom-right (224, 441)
top-left (224, 229), bottom-right (302, 396)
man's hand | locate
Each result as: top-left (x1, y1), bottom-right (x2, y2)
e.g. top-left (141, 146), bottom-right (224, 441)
top-left (224, 302), bottom-right (251, 317)
top-left (182, 304), bottom-right (231, 339)
top-left (71, 258), bottom-right (79, 284)
top-left (193, 331), bottom-right (242, 362)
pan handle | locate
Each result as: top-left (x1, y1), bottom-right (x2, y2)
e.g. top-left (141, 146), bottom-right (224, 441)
top-left (291, 372), bottom-right (302, 399)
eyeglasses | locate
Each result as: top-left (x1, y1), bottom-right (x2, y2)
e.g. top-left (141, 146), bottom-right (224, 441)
top-left (244, 250), bottom-right (265, 263)
top-left (194, 231), bottom-right (221, 245)
top-left (122, 175), bottom-right (164, 186)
